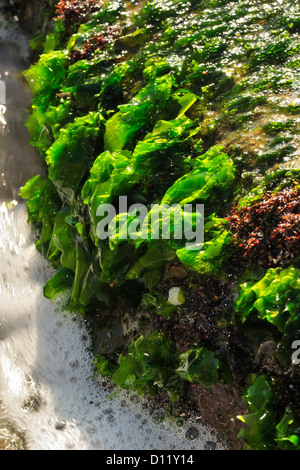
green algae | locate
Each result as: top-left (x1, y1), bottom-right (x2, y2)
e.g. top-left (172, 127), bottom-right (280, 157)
top-left (19, 175), bottom-right (62, 257)
top-left (237, 375), bottom-right (277, 450)
top-left (24, 50), bottom-right (68, 108)
top-left (106, 330), bottom-right (182, 400)
top-left (176, 214), bottom-right (234, 277)
top-left (46, 112), bottom-right (106, 202)
top-left (238, 375), bottom-right (300, 450)
top-left (176, 347), bottom-right (220, 388)
top-left (276, 408), bottom-right (300, 450)
top-left (161, 146), bottom-right (236, 207)
top-left (94, 332), bottom-right (222, 400)
top-left (237, 266), bottom-right (300, 335)
top-left (104, 74), bottom-right (175, 152)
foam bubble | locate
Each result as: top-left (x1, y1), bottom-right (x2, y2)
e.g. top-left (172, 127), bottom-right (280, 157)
top-left (0, 203), bottom-right (226, 450)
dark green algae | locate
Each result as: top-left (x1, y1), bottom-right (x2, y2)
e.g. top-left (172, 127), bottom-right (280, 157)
top-left (19, 0), bottom-right (300, 449)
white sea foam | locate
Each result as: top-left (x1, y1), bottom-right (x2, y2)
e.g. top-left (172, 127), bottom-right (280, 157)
top-left (0, 203), bottom-right (225, 450)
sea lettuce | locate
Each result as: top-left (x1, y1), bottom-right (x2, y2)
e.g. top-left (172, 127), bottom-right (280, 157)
top-left (132, 115), bottom-right (196, 175)
top-left (104, 74), bottom-right (175, 152)
top-left (236, 266), bottom-right (300, 334)
top-left (19, 175), bottom-right (62, 257)
top-left (47, 207), bottom-right (77, 270)
top-left (176, 214), bottom-right (234, 276)
top-left (24, 50), bottom-right (68, 109)
top-left (238, 375), bottom-right (277, 450)
top-left (81, 150), bottom-right (134, 205)
top-left (161, 146), bottom-right (236, 207)
top-left (43, 267), bottom-right (74, 300)
top-left (276, 409), bottom-right (300, 450)
top-left (46, 112), bottom-right (106, 202)
top-left (176, 347), bottom-right (220, 388)
top-left (111, 331), bottom-right (182, 400)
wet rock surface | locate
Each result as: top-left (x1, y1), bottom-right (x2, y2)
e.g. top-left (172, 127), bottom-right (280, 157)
top-left (1, 0), bottom-right (52, 37)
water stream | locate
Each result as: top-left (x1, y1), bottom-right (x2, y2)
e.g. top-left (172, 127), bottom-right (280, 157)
top-left (0, 13), bottom-right (224, 451)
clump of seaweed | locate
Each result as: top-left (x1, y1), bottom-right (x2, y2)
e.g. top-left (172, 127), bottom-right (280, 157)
top-left (227, 187), bottom-right (300, 268)
top-left (55, 0), bottom-right (103, 31)
top-left (69, 26), bottom-right (120, 64)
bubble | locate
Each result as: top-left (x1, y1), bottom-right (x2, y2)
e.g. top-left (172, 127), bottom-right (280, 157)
top-left (185, 426), bottom-right (200, 441)
top-left (151, 411), bottom-right (165, 424)
top-left (176, 419), bottom-right (184, 427)
top-left (129, 394), bottom-right (140, 404)
top-left (204, 440), bottom-right (217, 450)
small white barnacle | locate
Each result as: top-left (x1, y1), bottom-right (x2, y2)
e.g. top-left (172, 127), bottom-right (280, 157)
top-left (168, 287), bottom-right (185, 306)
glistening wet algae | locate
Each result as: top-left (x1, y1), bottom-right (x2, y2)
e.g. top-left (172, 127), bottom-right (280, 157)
top-left (19, 0), bottom-right (300, 449)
